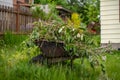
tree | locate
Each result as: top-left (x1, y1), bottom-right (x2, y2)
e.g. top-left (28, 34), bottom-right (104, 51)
top-left (34, 0), bottom-right (49, 4)
top-left (34, 0), bottom-right (100, 24)
top-left (66, 0), bottom-right (100, 24)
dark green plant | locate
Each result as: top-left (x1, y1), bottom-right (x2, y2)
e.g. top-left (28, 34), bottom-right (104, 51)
top-left (3, 32), bottom-right (28, 46)
top-left (0, 40), bottom-right (4, 46)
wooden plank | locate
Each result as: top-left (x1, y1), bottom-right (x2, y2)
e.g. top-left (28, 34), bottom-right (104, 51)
top-left (101, 34), bottom-right (120, 39)
top-left (101, 5), bottom-right (119, 11)
top-left (101, 19), bottom-right (119, 25)
top-left (0, 4), bottom-right (35, 34)
top-left (100, 9), bottom-right (119, 15)
top-left (101, 39), bottom-right (120, 43)
top-left (101, 24), bottom-right (120, 29)
top-left (101, 0), bottom-right (118, 6)
top-left (16, 4), bottom-right (20, 32)
top-left (101, 15), bottom-right (119, 20)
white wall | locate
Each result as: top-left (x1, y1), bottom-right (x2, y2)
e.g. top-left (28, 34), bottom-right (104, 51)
top-left (0, 0), bottom-right (13, 7)
top-left (100, 0), bottom-right (120, 43)
top-left (32, 5), bottom-right (50, 14)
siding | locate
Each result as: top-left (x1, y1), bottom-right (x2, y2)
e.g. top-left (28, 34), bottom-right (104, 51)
top-left (100, 0), bottom-right (120, 43)
top-left (0, 0), bottom-right (13, 7)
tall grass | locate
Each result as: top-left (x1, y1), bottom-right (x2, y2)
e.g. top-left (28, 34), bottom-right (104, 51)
top-left (0, 60), bottom-right (100, 80)
top-left (2, 32), bottom-right (28, 46)
top-left (0, 45), bottom-right (101, 80)
top-left (0, 33), bottom-right (120, 80)
top-left (106, 52), bottom-right (120, 80)
top-left (0, 45), bottom-right (120, 80)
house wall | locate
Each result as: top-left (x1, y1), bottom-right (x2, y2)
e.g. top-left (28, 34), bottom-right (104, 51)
top-left (100, 0), bottom-right (120, 49)
top-left (13, 0), bottom-right (24, 5)
top-left (14, 0), bottom-right (34, 5)
top-left (0, 0), bottom-right (13, 7)
top-left (0, 0), bottom-right (34, 6)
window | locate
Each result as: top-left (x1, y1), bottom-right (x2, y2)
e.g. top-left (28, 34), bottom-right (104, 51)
top-left (25, 0), bottom-right (29, 3)
top-left (0, 0), bottom-right (13, 7)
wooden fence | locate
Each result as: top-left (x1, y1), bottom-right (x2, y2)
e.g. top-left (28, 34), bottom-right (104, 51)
top-left (0, 4), bottom-right (36, 35)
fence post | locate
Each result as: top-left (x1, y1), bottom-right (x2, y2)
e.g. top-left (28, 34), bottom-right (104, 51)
top-left (16, 2), bottom-right (20, 32)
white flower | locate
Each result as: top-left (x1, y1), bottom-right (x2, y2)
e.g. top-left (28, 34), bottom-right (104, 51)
top-left (102, 56), bottom-right (106, 61)
top-left (58, 26), bottom-right (64, 33)
top-left (77, 33), bottom-right (81, 38)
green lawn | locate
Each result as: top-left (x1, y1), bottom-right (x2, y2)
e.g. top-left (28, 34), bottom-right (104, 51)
top-left (0, 45), bottom-right (120, 80)
top-left (106, 52), bottom-right (120, 80)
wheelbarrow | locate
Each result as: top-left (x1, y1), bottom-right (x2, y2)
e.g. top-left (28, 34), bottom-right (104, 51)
top-left (30, 39), bottom-right (79, 66)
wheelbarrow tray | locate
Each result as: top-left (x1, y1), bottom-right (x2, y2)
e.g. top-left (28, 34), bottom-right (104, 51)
top-left (31, 39), bottom-right (79, 64)
top-left (34, 39), bottom-right (69, 58)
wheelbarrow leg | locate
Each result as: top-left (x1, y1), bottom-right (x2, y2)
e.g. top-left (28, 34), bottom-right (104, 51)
top-left (70, 59), bottom-right (73, 69)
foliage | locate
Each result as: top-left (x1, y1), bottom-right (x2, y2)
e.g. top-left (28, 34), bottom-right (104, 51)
top-left (82, 0), bottom-right (100, 24)
top-left (84, 34), bottom-right (100, 47)
top-left (34, 0), bottom-right (49, 4)
top-left (2, 32), bottom-right (28, 46)
top-left (67, 12), bottom-right (85, 34)
top-left (31, 4), bottom-right (63, 23)
top-left (31, 6), bottom-right (46, 20)
top-left (0, 39), bottom-right (4, 46)
top-left (71, 13), bottom-right (81, 28)
top-left (66, 0), bottom-right (100, 24)
top-left (34, 0), bottom-right (100, 24)
top-left (34, 0), bottom-right (68, 6)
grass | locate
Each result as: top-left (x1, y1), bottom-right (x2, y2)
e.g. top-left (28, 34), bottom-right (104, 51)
top-left (0, 32), bottom-right (28, 46)
top-left (0, 46), bottom-right (99, 80)
top-left (0, 45), bottom-right (120, 80)
top-left (106, 52), bottom-right (120, 80)
top-left (0, 33), bottom-right (120, 80)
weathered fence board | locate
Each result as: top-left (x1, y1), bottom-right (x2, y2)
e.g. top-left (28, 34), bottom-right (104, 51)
top-left (0, 4), bottom-right (35, 34)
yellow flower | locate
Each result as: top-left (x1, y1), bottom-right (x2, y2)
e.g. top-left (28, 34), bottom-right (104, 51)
top-left (71, 13), bottom-right (81, 28)
top-left (66, 13), bottom-right (84, 34)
